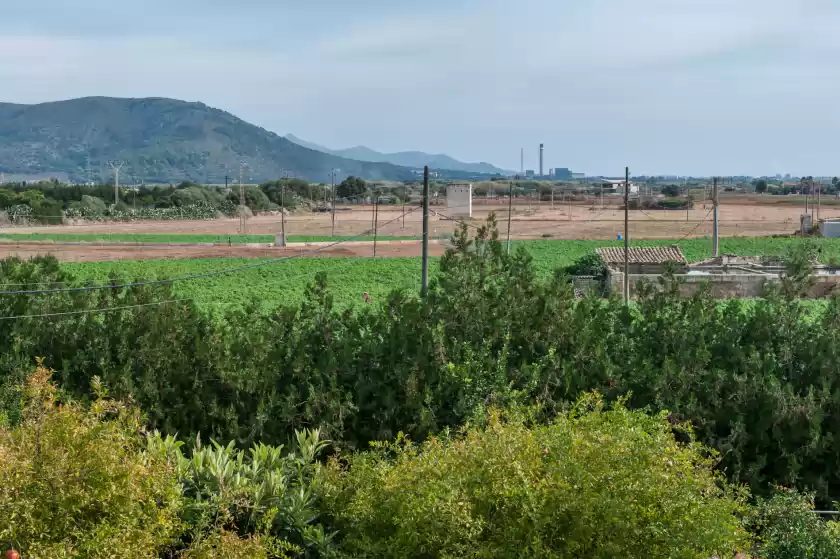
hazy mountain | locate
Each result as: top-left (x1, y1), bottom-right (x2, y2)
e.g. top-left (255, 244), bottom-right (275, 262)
top-left (0, 97), bottom-right (417, 183)
top-left (285, 134), bottom-right (511, 176)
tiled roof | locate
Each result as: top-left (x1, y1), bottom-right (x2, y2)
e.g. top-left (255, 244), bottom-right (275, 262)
top-left (596, 246), bottom-right (687, 265)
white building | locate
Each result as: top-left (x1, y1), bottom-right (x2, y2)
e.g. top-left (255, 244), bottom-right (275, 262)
top-left (599, 179), bottom-right (639, 195)
top-left (446, 184), bottom-right (473, 217)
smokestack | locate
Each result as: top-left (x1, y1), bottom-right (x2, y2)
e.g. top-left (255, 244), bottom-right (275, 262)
top-left (539, 144), bottom-right (544, 177)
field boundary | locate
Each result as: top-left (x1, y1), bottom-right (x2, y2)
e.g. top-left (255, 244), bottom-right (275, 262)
top-left (0, 239), bottom-right (435, 249)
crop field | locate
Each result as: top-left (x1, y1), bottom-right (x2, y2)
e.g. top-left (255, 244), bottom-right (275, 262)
top-left (47, 236), bottom-right (840, 310)
top-left (63, 257), bottom-right (434, 311)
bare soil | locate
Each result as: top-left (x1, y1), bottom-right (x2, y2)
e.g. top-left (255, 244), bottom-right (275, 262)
top-left (0, 200), bottom-right (829, 262)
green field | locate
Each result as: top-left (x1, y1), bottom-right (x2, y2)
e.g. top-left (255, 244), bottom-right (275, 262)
top-left (0, 232), bottom-right (421, 244)
top-left (49, 236), bottom-right (840, 310)
top-left (64, 257), bottom-right (434, 311)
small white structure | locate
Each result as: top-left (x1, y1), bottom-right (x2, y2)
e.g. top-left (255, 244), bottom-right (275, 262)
top-left (820, 218), bottom-right (840, 238)
top-left (446, 183), bottom-right (473, 217)
top-left (599, 179), bottom-right (639, 195)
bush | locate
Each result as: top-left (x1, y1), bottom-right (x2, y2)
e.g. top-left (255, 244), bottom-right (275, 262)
top-left (146, 429), bottom-right (333, 555)
top-left (751, 489), bottom-right (840, 559)
top-left (322, 395), bottom-right (751, 558)
top-left (564, 252), bottom-right (606, 277)
top-left (80, 194), bottom-right (107, 213)
top-left (0, 363), bottom-right (183, 558)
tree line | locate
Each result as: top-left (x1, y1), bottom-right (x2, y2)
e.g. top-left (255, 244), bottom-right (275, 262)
top-left (0, 178), bottom-right (344, 224)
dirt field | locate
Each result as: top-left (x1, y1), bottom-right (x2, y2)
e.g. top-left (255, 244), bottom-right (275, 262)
top-left (0, 240), bottom-right (449, 262)
top-left (0, 200), bottom-right (830, 262)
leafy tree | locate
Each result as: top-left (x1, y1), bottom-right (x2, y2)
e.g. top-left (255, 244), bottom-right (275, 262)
top-left (322, 396), bottom-right (750, 558)
top-left (226, 185), bottom-right (270, 211)
top-left (754, 179), bottom-right (769, 194)
top-left (336, 176), bottom-right (366, 199)
top-left (0, 364), bottom-right (183, 557)
top-left (661, 184), bottom-right (680, 197)
top-left (750, 489), bottom-right (840, 559)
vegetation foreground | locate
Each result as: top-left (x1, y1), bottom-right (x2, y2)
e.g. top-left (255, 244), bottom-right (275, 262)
top-left (3, 219), bottom-right (840, 556)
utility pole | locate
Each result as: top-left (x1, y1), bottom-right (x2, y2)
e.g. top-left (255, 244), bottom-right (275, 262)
top-left (371, 189), bottom-right (377, 231)
top-left (421, 166), bottom-right (430, 297)
top-left (624, 166), bottom-right (630, 305)
top-left (551, 186), bottom-right (555, 209)
top-left (818, 181), bottom-right (822, 223)
top-left (402, 185), bottom-right (406, 229)
top-left (330, 168), bottom-right (339, 236)
top-left (279, 181), bottom-right (287, 247)
top-left (239, 161), bottom-right (247, 234)
top-left (507, 180), bottom-right (514, 254)
top-left (373, 196), bottom-right (379, 257)
top-left (712, 177), bottom-right (719, 257)
top-left (108, 161), bottom-right (124, 205)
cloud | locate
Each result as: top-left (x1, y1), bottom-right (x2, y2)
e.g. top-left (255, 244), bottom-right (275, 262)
top-left (1, 0), bottom-right (840, 175)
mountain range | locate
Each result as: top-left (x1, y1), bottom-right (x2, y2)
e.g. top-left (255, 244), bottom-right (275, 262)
top-left (0, 97), bottom-right (419, 184)
top-left (285, 134), bottom-right (510, 176)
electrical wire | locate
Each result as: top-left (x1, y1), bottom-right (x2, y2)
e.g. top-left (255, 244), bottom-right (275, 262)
top-left (0, 298), bottom-right (193, 321)
top-left (0, 205), bottom-right (424, 319)
top-left (674, 208), bottom-right (715, 244)
top-left (0, 205), bottom-right (423, 297)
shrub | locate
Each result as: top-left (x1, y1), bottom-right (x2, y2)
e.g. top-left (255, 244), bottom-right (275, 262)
top-left (80, 194), bottom-right (107, 213)
top-left (751, 489), bottom-right (840, 559)
top-left (146, 429), bottom-right (334, 555)
top-left (0, 363), bottom-right (183, 558)
top-left (321, 395), bottom-right (751, 558)
top-left (563, 252), bottom-right (606, 277)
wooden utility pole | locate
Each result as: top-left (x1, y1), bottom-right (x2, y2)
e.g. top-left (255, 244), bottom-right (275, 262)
top-left (331, 169), bottom-right (337, 236)
top-left (421, 166), bottom-right (430, 297)
top-left (712, 177), bottom-right (719, 257)
top-left (507, 180), bottom-right (514, 254)
top-left (817, 181), bottom-right (822, 223)
top-left (624, 166), bottom-right (630, 304)
top-left (279, 181), bottom-right (287, 247)
top-left (373, 196), bottom-right (379, 257)
top-left (402, 185), bottom-right (406, 229)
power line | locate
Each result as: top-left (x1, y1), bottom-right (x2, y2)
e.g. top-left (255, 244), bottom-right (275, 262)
top-left (0, 206), bottom-right (424, 319)
top-left (0, 205), bottom-right (423, 297)
top-left (0, 298), bottom-right (193, 321)
top-left (674, 208), bottom-right (715, 244)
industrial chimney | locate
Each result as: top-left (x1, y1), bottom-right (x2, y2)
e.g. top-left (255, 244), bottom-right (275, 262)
top-left (539, 144), bottom-right (544, 178)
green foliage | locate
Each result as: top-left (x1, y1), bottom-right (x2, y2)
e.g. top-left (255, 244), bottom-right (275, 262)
top-left (751, 489), bottom-right (840, 558)
top-left (322, 396), bottom-right (750, 558)
top-left (6, 226), bottom-right (840, 510)
top-left (754, 179), bottom-right (769, 194)
top-left (563, 252), bottom-right (607, 277)
top-left (79, 194), bottom-right (107, 213)
top-left (0, 363), bottom-right (183, 558)
top-left (336, 176), bottom-right (367, 199)
top-left (662, 184), bottom-right (680, 196)
top-left (147, 429), bottom-right (333, 555)
top-left (227, 184), bottom-right (271, 211)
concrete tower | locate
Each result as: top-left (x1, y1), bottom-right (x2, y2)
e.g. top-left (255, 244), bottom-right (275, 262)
top-left (539, 144), bottom-right (544, 177)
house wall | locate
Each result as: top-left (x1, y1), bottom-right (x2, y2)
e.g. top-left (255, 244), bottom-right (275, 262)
top-left (606, 271), bottom-right (840, 299)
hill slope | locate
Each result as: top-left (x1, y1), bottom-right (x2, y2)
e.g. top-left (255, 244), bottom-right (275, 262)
top-left (285, 134), bottom-right (511, 175)
top-left (0, 97), bottom-right (416, 183)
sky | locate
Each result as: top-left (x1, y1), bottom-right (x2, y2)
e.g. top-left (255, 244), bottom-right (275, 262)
top-left (1, 0), bottom-right (839, 177)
